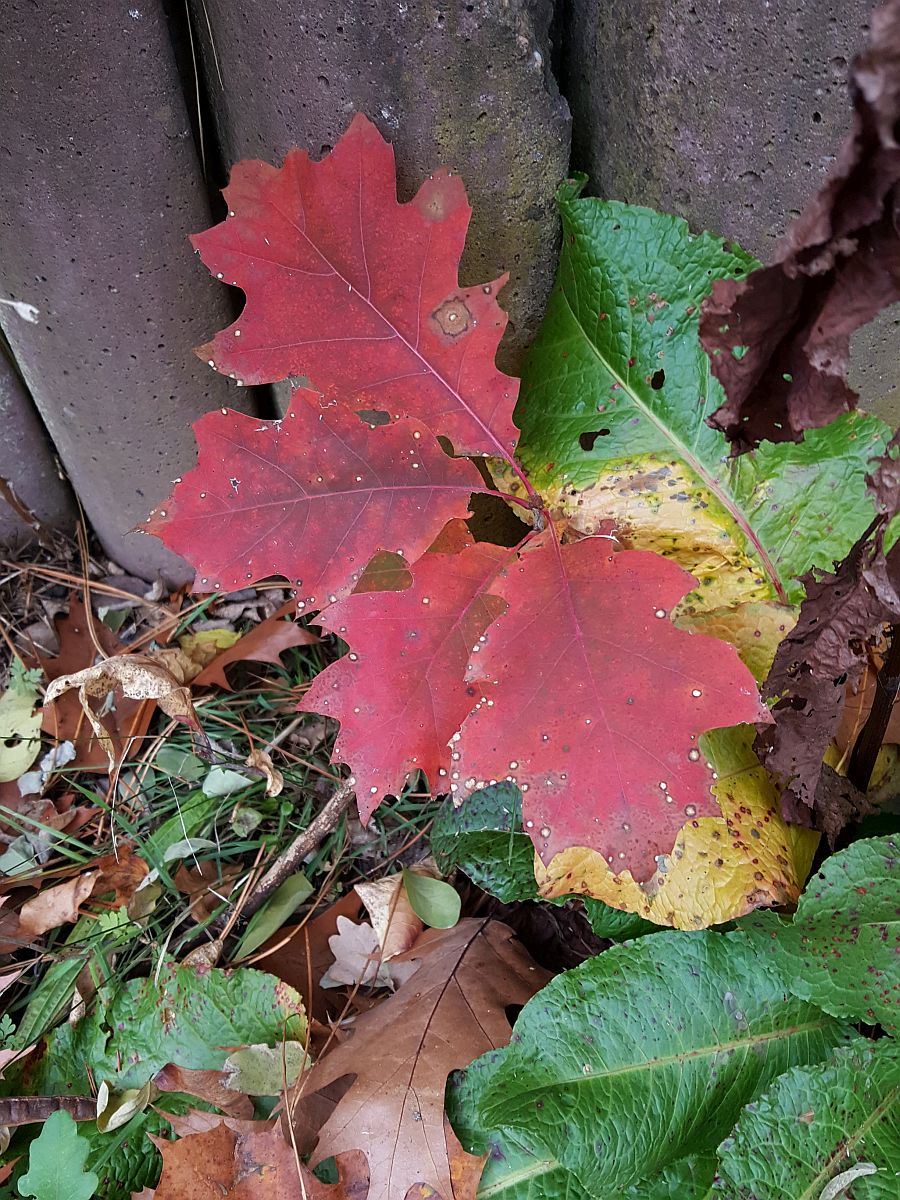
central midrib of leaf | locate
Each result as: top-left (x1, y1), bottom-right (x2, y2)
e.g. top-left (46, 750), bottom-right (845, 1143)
top-left (476, 1149), bottom-right (562, 1198)
top-left (518, 1015), bottom-right (836, 1090)
top-left (252, 189), bottom-right (519, 470)
top-left (558, 282), bottom-right (790, 604)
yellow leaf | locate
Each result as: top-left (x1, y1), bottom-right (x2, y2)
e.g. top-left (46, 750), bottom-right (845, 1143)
top-left (0, 665), bottom-right (42, 782)
top-left (177, 628), bottom-right (242, 675)
top-left (534, 726), bottom-right (818, 930)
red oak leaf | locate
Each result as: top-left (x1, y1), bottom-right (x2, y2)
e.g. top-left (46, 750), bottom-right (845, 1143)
top-left (143, 389), bottom-right (485, 607)
top-left (455, 533), bottom-right (769, 881)
top-left (302, 526), bottom-right (510, 819)
top-left (191, 113), bottom-right (519, 460)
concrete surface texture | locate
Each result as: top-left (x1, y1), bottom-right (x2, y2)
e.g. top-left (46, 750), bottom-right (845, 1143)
top-left (0, 0), bottom-right (257, 582)
top-left (0, 348), bottom-right (75, 548)
top-left (562, 0), bottom-right (900, 427)
top-left (189, 0), bottom-right (571, 375)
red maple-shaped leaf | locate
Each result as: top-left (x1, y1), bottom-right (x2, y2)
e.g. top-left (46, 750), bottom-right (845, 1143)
top-left (456, 533), bottom-right (769, 881)
top-left (143, 389), bottom-right (485, 606)
top-left (192, 113), bottom-right (520, 460)
top-left (302, 523), bottom-right (510, 819)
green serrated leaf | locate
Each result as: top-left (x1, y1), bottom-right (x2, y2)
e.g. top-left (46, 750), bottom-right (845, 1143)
top-left (401, 869), bottom-right (461, 929)
top-left (509, 187), bottom-right (891, 636)
top-left (716, 1040), bottom-right (900, 1200)
top-left (27, 961), bottom-right (306, 1093)
top-left (738, 835), bottom-right (900, 1034)
top-left (431, 785), bottom-right (655, 940)
top-left (473, 930), bottom-right (851, 1194)
top-left (17, 1110), bottom-right (98, 1200)
top-left (234, 871), bottom-right (313, 960)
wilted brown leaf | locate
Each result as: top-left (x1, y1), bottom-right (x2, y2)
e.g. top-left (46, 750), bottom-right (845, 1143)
top-left (291, 919), bottom-right (549, 1200)
top-left (44, 654), bottom-right (202, 772)
top-left (193, 602), bottom-right (318, 692)
top-left (17, 872), bottom-right (98, 937)
top-left (151, 1120), bottom-right (367, 1199)
top-left (34, 597), bottom-right (154, 770)
top-left (244, 748), bottom-right (283, 797)
top-left (354, 867), bottom-right (435, 961)
top-left (154, 1065), bottom-right (254, 1118)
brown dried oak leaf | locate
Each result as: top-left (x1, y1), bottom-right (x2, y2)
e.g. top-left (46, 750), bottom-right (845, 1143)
top-left (151, 1120), bottom-right (366, 1199)
top-left (291, 919), bottom-right (549, 1200)
top-left (192, 600), bottom-right (319, 692)
top-left (702, 0), bottom-right (900, 451)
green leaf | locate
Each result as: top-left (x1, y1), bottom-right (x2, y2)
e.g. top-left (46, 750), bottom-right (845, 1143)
top-left (431, 784), bottom-right (538, 903)
top-left (473, 930), bottom-right (851, 1194)
top-left (13, 956), bottom-right (87, 1048)
top-left (510, 186), bottom-right (891, 618)
top-left (431, 785), bottom-right (655, 939)
top-left (716, 1040), bottom-right (900, 1200)
top-left (401, 869), bottom-right (461, 929)
top-left (222, 1041), bottom-right (308, 1095)
top-left (28, 961), bottom-right (306, 1093)
top-left (17, 1110), bottom-right (98, 1200)
top-left (448, 1050), bottom-right (714, 1200)
top-left (202, 766), bottom-right (254, 797)
top-left (447, 1053), bottom-right (584, 1199)
top-left (739, 835), bottom-right (900, 1034)
top-left (154, 746), bottom-right (207, 780)
top-left (234, 871), bottom-right (314, 959)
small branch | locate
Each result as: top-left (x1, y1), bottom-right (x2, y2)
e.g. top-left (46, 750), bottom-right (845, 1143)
top-left (237, 780), bottom-right (355, 922)
top-left (848, 622), bottom-right (900, 793)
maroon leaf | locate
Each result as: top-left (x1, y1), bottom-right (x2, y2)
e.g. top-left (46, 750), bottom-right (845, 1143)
top-left (702, 0), bottom-right (900, 451)
top-left (302, 524), bottom-right (510, 818)
top-left (455, 533), bottom-right (768, 881)
top-left (142, 389), bottom-right (485, 607)
top-left (191, 114), bottom-right (520, 461)
top-left (758, 432), bottom-right (900, 835)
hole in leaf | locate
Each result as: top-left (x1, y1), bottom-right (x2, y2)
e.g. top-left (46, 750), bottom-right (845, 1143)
top-left (650, 369), bottom-right (665, 389)
top-left (579, 429), bottom-right (611, 451)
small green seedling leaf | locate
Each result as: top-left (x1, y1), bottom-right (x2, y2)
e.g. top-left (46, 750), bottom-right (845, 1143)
top-left (402, 868), bottom-right (461, 929)
top-left (17, 1110), bottom-right (98, 1200)
top-left (234, 871), bottom-right (314, 959)
top-left (202, 766), bottom-right (254, 797)
top-left (154, 745), bottom-right (207, 780)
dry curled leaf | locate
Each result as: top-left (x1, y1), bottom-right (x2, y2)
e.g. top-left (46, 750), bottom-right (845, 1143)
top-left (43, 654), bottom-right (202, 772)
top-left (151, 1120), bottom-right (367, 1199)
top-left (353, 865), bottom-right (440, 961)
top-left (192, 601), bottom-right (319, 692)
top-left (244, 748), bottom-right (283, 797)
top-left (34, 597), bottom-right (154, 770)
top-left (319, 916), bottom-right (419, 992)
top-left (292, 919), bottom-right (549, 1200)
top-left (17, 872), bottom-right (98, 938)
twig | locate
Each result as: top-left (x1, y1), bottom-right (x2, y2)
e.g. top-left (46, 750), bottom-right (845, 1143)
top-left (848, 623), bottom-right (900, 792)
top-left (233, 780), bottom-right (355, 923)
